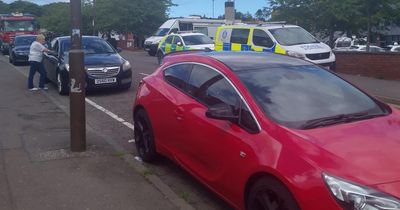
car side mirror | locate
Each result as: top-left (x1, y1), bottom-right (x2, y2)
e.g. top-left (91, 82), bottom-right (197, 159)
top-left (177, 42), bottom-right (183, 46)
top-left (117, 47), bottom-right (122, 53)
top-left (206, 103), bottom-right (239, 123)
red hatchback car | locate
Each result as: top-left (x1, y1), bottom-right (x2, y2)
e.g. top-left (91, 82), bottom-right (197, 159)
top-left (133, 51), bottom-right (400, 210)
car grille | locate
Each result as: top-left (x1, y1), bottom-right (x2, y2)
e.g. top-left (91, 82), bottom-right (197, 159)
top-left (86, 66), bottom-right (120, 78)
top-left (306, 52), bottom-right (330, 60)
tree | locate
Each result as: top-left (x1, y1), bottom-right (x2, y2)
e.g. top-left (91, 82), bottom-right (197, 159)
top-left (265, 0), bottom-right (400, 48)
top-left (38, 3), bottom-right (70, 35)
top-left (7, 0), bottom-right (42, 16)
top-left (0, 0), bottom-right (9, 14)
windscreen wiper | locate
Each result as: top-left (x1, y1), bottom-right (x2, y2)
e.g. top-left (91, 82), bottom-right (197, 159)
top-left (301, 112), bottom-right (386, 129)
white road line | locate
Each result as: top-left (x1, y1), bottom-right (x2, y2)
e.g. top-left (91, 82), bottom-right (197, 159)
top-left (85, 98), bottom-right (135, 142)
top-left (139, 73), bottom-right (149, 76)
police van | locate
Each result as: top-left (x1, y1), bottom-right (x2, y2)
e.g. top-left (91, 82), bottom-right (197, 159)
top-left (215, 24), bottom-right (336, 69)
top-left (144, 17), bottom-right (224, 56)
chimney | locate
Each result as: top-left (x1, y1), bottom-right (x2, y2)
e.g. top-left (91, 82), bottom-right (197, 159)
top-left (225, 0), bottom-right (235, 25)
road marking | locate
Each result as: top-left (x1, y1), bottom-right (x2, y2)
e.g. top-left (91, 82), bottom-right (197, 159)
top-left (85, 98), bottom-right (136, 135)
top-left (139, 73), bottom-right (149, 76)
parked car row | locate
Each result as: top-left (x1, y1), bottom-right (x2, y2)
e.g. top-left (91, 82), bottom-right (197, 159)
top-left (150, 21), bottom-right (337, 70)
top-left (7, 35), bottom-right (132, 95)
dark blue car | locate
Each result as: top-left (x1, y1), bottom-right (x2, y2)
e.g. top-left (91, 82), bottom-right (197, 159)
top-left (8, 35), bottom-right (36, 64)
top-left (43, 36), bottom-right (132, 95)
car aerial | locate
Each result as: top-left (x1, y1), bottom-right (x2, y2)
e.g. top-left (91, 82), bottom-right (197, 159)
top-left (156, 32), bottom-right (214, 65)
top-left (133, 51), bottom-right (400, 210)
top-left (43, 36), bottom-right (132, 95)
top-left (215, 24), bottom-right (336, 70)
top-left (8, 34), bottom-right (36, 64)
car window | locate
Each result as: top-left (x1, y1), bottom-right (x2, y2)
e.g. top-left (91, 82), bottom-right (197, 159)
top-left (182, 35), bottom-right (213, 45)
top-left (50, 39), bottom-right (57, 51)
top-left (164, 64), bottom-right (192, 91)
top-left (165, 36), bottom-right (173, 44)
top-left (395, 47), bottom-right (400, 52)
top-left (231, 29), bottom-right (250, 44)
top-left (15, 36), bottom-right (36, 46)
top-left (62, 38), bottom-right (115, 54)
top-left (269, 27), bottom-right (319, 46)
top-left (188, 64), bottom-right (258, 132)
top-left (172, 36), bottom-right (182, 45)
top-left (237, 65), bottom-right (386, 129)
top-left (53, 40), bottom-right (59, 56)
top-left (253, 29), bottom-right (274, 48)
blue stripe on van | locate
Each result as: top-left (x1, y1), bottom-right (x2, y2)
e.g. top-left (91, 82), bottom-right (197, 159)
top-left (223, 43), bottom-right (231, 51)
top-left (241, 44), bottom-right (251, 51)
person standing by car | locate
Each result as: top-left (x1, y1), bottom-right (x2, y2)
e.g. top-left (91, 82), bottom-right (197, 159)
top-left (28, 34), bottom-right (50, 91)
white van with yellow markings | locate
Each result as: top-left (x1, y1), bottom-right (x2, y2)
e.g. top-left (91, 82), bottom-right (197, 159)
top-left (156, 32), bottom-right (214, 64)
top-left (215, 24), bottom-right (336, 69)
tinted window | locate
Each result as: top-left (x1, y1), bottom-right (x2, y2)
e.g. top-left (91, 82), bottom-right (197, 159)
top-left (253, 29), bottom-right (274, 48)
top-left (395, 47), bottom-right (400, 52)
top-left (237, 65), bottom-right (386, 129)
top-left (182, 35), bottom-right (213, 45)
top-left (188, 64), bottom-right (258, 132)
top-left (172, 36), bottom-right (182, 45)
top-left (165, 36), bottom-right (173, 44)
top-left (164, 64), bottom-right (192, 91)
top-left (15, 36), bottom-right (36, 46)
top-left (231, 29), bottom-right (250, 44)
top-left (154, 28), bottom-right (169, 36)
top-left (269, 27), bottom-right (319, 46)
top-left (62, 38), bottom-right (115, 54)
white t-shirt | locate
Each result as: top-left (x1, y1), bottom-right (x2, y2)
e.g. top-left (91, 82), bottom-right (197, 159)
top-left (28, 41), bottom-right (46, 62)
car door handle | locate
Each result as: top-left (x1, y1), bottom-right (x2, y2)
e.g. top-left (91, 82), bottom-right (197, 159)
top-left (174, 108), bottom-right (184, 121)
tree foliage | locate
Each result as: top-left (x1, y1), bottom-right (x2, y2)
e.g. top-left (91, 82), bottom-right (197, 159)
top-left (6, 0), bottom-right (43, 16)
top-left (263, 0), bottom-right (400, 46)
top-left (38, 3), bottom-right (70, 35)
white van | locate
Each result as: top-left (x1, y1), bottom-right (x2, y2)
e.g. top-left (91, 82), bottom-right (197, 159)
top-left (144, 17), bottom-right (225, 56)
top-left (215, 24), bottom-right (336, 69)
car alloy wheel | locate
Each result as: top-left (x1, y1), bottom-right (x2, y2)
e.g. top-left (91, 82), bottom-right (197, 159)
top-left (246, 177), bottom-right (300, 210)
top-left (134, 109), bottom-right (157, 162)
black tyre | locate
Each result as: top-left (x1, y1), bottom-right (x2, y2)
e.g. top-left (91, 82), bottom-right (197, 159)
top-left (157, 51), bottom-right (164, 65)
top-left (246, 177), bottom-right (300, 210)
top-left (148, 50), bottom-right (156, 56)
top-left (134, 109), bottom-right (157, 162)
top-left (57, 72), bottom-right (69, 95)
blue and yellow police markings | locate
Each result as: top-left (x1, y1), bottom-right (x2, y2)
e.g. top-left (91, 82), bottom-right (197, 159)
top-left (218, 42), bottom-right (286, 55)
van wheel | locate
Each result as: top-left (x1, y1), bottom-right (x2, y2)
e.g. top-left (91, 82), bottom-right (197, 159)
top-left (157, 51), bottom-right (164, 65)
top-left (246, 177), bottom-right (300, 210)
top-left (134, 109), bottom-right (158, 162)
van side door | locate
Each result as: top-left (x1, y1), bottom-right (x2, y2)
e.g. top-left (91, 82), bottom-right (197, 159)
top-left (230, 28), bottom-right (251, 51)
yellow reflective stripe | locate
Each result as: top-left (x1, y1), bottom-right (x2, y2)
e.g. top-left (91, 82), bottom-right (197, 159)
top-left (231, 43), bottom-right (241, 51)
top-left (215, 44), bottom-right (223, 51)
top-left (165, 44), bottom-right (171, 53)
top-left (176, 45), bottom-right (184, 51)
top-left (252, 46), bottom-right (263, 52)
top-left (274, 43), bottom-right (286, 54)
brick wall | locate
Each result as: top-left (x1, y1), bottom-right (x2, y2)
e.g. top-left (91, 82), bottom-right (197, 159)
top-left (335, 51), bottom-right (400, 80)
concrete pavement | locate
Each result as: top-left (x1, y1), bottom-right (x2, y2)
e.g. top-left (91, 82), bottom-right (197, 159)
top-left (0, 58), bottom-right (183, 210)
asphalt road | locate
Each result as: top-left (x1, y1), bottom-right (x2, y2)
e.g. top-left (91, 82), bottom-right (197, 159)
top-left (0, 50), bottom-right (232, 210)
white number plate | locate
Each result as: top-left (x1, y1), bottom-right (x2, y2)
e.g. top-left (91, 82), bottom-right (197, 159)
top-left (95, 78), bottom-right (117, 84)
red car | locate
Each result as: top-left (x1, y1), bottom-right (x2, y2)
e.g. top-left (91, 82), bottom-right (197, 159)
top-left (133, 51), bottom-right (400, 210)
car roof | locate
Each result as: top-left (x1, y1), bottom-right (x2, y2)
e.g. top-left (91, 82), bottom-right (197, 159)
top-left (195, 51), bottom-right (313, 71)
top-left (220, 24), bottom-right (299, 30)
top-left (15, 35), bottom-right (36, 38)
top-left (56, 35), bottom-right (102, 42)
top-left (180, 33), bottom-right (207, 37)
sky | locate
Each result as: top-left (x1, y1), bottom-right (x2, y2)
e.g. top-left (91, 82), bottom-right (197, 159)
top-left (3, 0), bottom-right (267, 18)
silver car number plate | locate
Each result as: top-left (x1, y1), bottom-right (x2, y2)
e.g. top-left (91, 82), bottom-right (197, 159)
top-left (95, 78), bottom-right (117, 84)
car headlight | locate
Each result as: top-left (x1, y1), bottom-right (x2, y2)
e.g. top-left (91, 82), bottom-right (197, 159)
top-left (323, 173), bottom-right (400, 210)
top-left (65, 64), bottom-right (70, 72)
top-left (122, 61), bottom-right (131, 71)
top-left (287, 50), bottom-right (306, 59)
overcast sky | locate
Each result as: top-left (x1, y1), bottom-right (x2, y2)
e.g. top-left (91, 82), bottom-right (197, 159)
top-left (3, 0), bottom-right (267, 18)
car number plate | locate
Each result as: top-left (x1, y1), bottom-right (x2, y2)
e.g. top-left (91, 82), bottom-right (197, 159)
top-left (95, 78), bottom-right (117, 84)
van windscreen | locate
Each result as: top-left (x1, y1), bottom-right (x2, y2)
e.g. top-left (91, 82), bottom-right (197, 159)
top-left (269, 27), bottom-right (319, 46)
